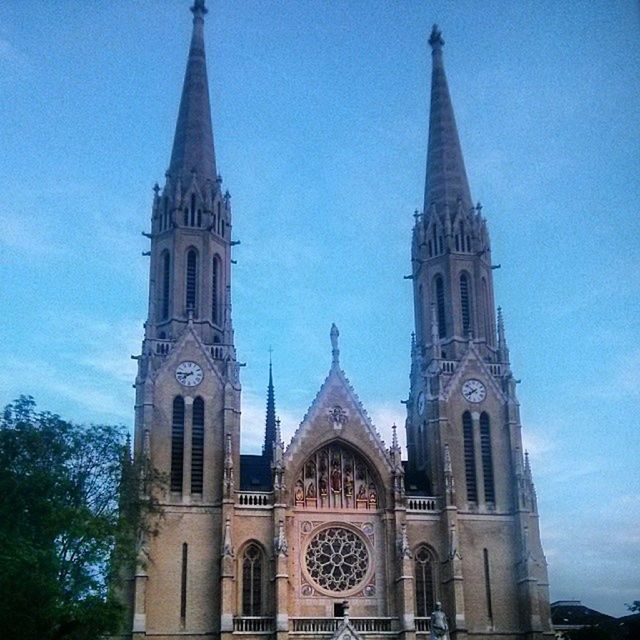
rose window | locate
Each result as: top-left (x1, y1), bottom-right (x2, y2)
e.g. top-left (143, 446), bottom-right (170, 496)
top-left (305, 527), bottom-right (369, 593)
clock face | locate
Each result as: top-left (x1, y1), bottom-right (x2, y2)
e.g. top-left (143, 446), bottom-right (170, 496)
top-left (461, 379), bottom-right (486, 403)
top-left (175, 361), bottom-right (203, 387)
top-left (417, 391), bottom-right (426, 416)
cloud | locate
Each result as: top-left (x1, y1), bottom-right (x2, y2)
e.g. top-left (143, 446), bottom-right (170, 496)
top-left (0, 211), bottom-right (62, 258)
top-left (0, 356), bottom-right (131, 422)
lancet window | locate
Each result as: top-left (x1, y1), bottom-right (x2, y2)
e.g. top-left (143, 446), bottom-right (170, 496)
top-left (463, 411), bottom-right (477, 503)
top-left (414, 546), bottom-right (437, 617)
top-left (435, 275), bottom-right (446, 339)
top-left (191, 397), bottom-right (204, 494)
top-left (241, 544), bottom-right (264, 616)
top-left (460, 272), bottom-right (473, 337)
top-left (171, 396), bottom-right (185, 492)
top-left (480, 412), bottom-right (495, 503)
top-left (212, 255), bottom-right (221, 325)
top-left (294, 443), bottom-right (379, 509)
top-left (185, 248), bottom-right (198, 314)
top-left (160, 251), bottom-right (171, 320)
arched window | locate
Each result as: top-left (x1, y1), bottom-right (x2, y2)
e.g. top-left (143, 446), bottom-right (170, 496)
top-left (435, 275), bottom-right (446, 339)
top-left (185, 248), bottom-right (198, 314)
top-left (463, 411), bottom-right (477, 503)
top-left (480, 413), bottom-right (495, 503)
top-left (212, 255), bottom-right (221, 325)
top-left (190, 193), bottom-right (196, 227)
top-left (171, 396), bottom-right (185, 492)
top-left (294, 441), bottom-right (379, 509)
top-left (417, 284), bottom-right (424, 337)
top-left (414, 546), bottom-right (436, 617)
top-left (460, 272), bottom-right (473, 337)
top-left (480, 277), bottom-right (488, 342)
top-left (241, 544), bottom-right (263, 616)
top-left (160, 251), bottom-right (170, 320)
top-left (191, 397), bottom-right (204, 494)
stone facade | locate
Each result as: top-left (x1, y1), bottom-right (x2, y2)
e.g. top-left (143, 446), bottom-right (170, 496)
top-left (126, 3), bottom-right (553, 639)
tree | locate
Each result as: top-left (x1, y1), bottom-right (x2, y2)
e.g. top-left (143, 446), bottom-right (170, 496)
top-left (0, 396), bottom-right (163, 640)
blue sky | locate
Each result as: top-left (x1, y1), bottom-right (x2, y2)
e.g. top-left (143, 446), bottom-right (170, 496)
top-left (1, 0), bottom-right (639, 617)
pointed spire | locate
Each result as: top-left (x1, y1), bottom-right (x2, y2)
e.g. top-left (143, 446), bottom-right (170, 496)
top-left (424, 25), bottom-right (473, 215)
top-left (497, 306), bottom-right (510, 363)
top-left (168, 0), bottom-right (217, 187)
top-left (263, 352), bottom-right (277, 457)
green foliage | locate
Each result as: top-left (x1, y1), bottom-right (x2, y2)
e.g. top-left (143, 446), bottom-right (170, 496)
top-left (0, 396), bottom-right (164, 640)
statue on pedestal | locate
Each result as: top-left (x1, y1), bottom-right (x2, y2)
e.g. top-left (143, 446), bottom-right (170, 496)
top-left (429, 602), bottom-right (449, 640)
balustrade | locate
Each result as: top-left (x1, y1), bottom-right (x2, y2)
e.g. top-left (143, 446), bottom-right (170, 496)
top-left (415, 617), bottom-right (431, 633)
top-left (236, 491), bottom-right (272, 508)
top-left (406, 496), bottom-right (438, 512)
top-left (233, 617), bottom-right (274, 633)
top-left (290, 618), bottom-right (397, 634)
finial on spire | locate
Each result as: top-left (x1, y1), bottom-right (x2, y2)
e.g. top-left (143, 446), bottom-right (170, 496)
top-left (330, 323), bottom-right (340, 367)
top-left (428, 24), bottom-right (444, 50)
top-left (191, 0), bottom-right (208, 18)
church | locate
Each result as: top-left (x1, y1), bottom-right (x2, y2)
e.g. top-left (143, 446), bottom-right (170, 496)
top-left (126, 2), bottom-right (553, 638)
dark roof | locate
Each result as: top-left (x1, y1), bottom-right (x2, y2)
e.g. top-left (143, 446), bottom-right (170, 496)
top-left (240, 454), bottom-right (272, 491)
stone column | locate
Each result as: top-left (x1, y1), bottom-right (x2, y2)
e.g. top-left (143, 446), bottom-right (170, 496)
top-left (273, 508), bottom-right (289, 640)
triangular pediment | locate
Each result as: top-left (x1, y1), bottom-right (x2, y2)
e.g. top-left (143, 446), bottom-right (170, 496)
top-left (284, 362), bottom-right (393, 476)
top-left (440, 340), bottom-right (506, 403)
top-left (330, 619), bottom-right (364, 640)
top-left (147, 322), bottom-right (224, 387)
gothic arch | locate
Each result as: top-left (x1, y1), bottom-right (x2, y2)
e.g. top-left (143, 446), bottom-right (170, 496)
top-left (185, 246), bottom-right (199, 315)
top-left (433, 274), bottom-right (447, 339)
top-left (292, 440), bottom-right (384, 510)
top-left (237, 540), bottom-right (268, 616)
top-left (159, 249), bottom-right (171, 321)
top-left (413, 544), bottom-right (438, 617)
top-left (212, 254), bottom-right (222, 326)
top-left (459, 270), bottom-right (474, 337)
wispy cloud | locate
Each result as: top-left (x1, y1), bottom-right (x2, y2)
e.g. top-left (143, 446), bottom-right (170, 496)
top-left (0, 211), bottom-right (61, 258)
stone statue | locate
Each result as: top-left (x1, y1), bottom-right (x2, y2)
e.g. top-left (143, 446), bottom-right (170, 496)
top-left (429, 602), bottom-right (449, 640)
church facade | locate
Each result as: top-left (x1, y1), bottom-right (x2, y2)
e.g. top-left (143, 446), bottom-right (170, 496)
top-left (126, 2), bottom-right (553, 639)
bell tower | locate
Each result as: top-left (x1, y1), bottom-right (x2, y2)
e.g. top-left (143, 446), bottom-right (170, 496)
top-left (405, 25), bottom-right (553, 636)
top-left (130, 1), bottom-right (241, 637)
top-left (146, 0), bottom-right (235, 353)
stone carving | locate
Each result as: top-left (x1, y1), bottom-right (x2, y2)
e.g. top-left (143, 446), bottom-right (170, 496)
top-left (328, 405), bottom-right (349, 431)
top-left (274, 519), bottom-right (289, 557)
top-left (295, 443), bottom-right (378, 509)
top-left (397, 523), bottom-right (413, 560)
top-left (222, 518), bottom-right (234, 558)
top-left (429, 602), bottom-right (450, 640)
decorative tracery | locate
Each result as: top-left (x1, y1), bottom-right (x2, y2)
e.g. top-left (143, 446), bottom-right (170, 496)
top-left (304, 527), bottom-right (369, 593)
top-left (294, 443), bottom-right (379, 509)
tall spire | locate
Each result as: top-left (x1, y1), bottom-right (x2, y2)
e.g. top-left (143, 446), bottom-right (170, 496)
top-left (424, 25), bottom-right (473, 214)
top-left (263, 354), bottom-right (277, 457)
top-left (168, 0), bottom-right (217, 186)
